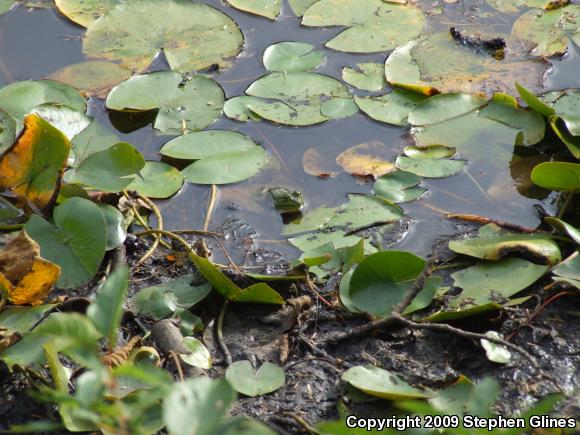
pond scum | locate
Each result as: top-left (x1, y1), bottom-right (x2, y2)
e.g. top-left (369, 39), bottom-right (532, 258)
top-left (0, 0), bottom-right (578, 433)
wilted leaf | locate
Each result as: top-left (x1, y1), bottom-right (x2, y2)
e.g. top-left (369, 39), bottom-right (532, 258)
top-left (106, 71), bottom-right (225, 135)
top-left (336, 141), bottom-right (395, 178)
top-left (342, 62), bottom-right (385, 91)
top-left (342, 365), bottom-right (430, 400)
top-left (263, 42), bottom-right (324, 72)
top-left (225, 360), bottom-right (285, 397)
top-left (83, 0), bottom-right (243, 72)
top-left (0, 231), bottom-right (39, 282)
top-left (0, 114), bottom-right (70, 212)
top-left (302, 147), bottom-right (341, 178)
top-left (2, 257), bottom-right (61, 306)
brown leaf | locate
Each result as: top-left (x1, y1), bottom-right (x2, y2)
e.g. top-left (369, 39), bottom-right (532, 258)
top-left (0, 331), bottom-right (22, 353)
top-left (302, 147), bottom-right (341, 178)
top-left (336, 141), bottom-right (395, 178)
top-left (0, 231), bottom-right (40, 282)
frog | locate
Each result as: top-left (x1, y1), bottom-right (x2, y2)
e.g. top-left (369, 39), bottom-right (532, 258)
top-left (268, 187), bottom-right (304, 212)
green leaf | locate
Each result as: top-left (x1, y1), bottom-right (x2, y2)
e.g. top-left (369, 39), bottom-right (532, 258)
top-left (161, 130), bottom-right (257, 160)
top-left (127, 161), bottom-right (184, 199)
top-left (163, 377), bottom-right (236, 435)
top-left (302, 0), bottom-right (425, 53)
top-left (373, 171), bottom-right (426, 203)
top-left (25, 197), bottom-right (107, 288)
top-left (0, 79), bottom-right (85, 125)
top-left (223, 96), bottom-right (263, 122)
top-left (395, 156), bottom-right (465, 178)
top-left (83, 0), bottom-right (243, 73)
top-left (0, 0), bottom-right (14, 16)
top-left (342, 62), bottom-right (385, 92)
top-left (98, 204), bottom-right (126, 251)
top-left (342, 365), bottom-right (430, 400)
top-left (354, 90), bottom-right (427, 126)
top-left (288, 0), bottom-right (317, 17)
top-left (0, 331), bottom-right (48, 370)
top-left (451, 258), bottom-right (548, 307)
top-left (487, 0), bottom-right (556, 14)
top-left (449, 232), bottom-right (562, 265)
top-left (229, 283), bottom-right (285, 304)
top-left (226, 0), bottom-right (282, 20)
top-left (545, 217), bottom-right (580, 245)
top-left (36, 312), bottom-right (101, 350)
top-left (408, 93), bottom-right (487, 126)
top-left (550, 116), bottom-right (580, 159)
top-left (515, 82), bottom-right (555, 117)
top-left (106, 71), bottom-right (225, 135)
top-left (263, 42), bottom-right (324, 72)
top-left (512, 5), bottom-right (580, 57)
top-left (217, 417), bottom-right (277, 435)
top-left (531, 161), bottom-right (580, 192)
top-left (71, 120), bottom-right (120, 167)
top-left (225, 360), bottom-right (285, 397)
top-left (87, 265), bottom-right (129, 348)
top-left (55, 0), bottom-right (119, 27)
top-left (403, 145), bottom-right (455, 159)
top-left (553, 254), bottom-right (580, 285)
top-left (0, 304), bottom-right (54, 334)
top-left (179, 337), bottom-right (212, 369)
top-left (325, 194), bottom-right (404, 231)
top-left (0, 107), bottom-right (16, 154)
top-left (67, 142), bottom-right (145, 192)
top-left (29, 104), bottom-right (91, 141)
top-left (44, 341), bottom-right (69, 392)
top-left (428, 375), bottom-right (473, 416)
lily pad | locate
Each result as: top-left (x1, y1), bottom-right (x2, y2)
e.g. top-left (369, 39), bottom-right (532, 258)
top-left (83, 0), bottom-right (244, 72)
top-left (127, 161), bottom-right (184, 199)
top-left (487, 0), bottom-right (562, 14)
top-left (98, 204), bottom-right (126, 251)
top-left (302, 0), bottom-right (425, 53)
top-left (24, 197), bottom-right (107, 288)
top-left (106, 71), bottom-right (225, 135)
top-left (47, 61), bottom-right (131, 98)
top-left (0, 0), bottom-right (15, 15)
top-left (403, 145), bottom-right (455, 159)
top-left (385, 33), bottom-right (547, 95)
top-left (354, 90), bottom-right (427, 126)
top-left (408, 93), bottom-right (487, 126)
top-left (225, 360), bottom-right (285, 397)
top-left (55, 0), bottom-right (118, 27)
top-left (512, 5), bottom-right (580, 56)
top-left (342, 63), bottom-right (385, 92)
top-left (325, 194), bottom-right (403, 231)
top-left (30, 104), bottom-right (91, 140)
top-left (531, 161), bottom-right (580, 192)
top-left (226, 0), bottom-right (282, 20)
top-left (263, 42), bottom-right (324, 72)
top-left (243, 72), bottom-right (356, 126)
top-left (451, 258), bottom-right (548, 307)
top-left (342, 365), bottom-right (430, 400)
top-left (223, 96), bottom-right (263, 122)
top-left (0, 108), bottom-right (16, 154)
top-left (70, 120), bottom-right (120, 166)
top-left (545, 217), bottom-right (580, 245)
top-left (373, 171), bottom-right (426, 203)
top-left (179, 337), bottom-right (212, 369)
top-left (288, 0), bottom-right (317, 16)
top-left (335, 141), bottom-right (394, 178)
top-left (395, 156), bottom-right (465, 178)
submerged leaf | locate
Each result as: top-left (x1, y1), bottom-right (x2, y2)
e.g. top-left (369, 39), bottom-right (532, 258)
top-left (335, 141), bottom-right (395, 178)
top-left (225, 360), bottom-right (285, 397)
top-left (373, 171), bottom-right (426, 203)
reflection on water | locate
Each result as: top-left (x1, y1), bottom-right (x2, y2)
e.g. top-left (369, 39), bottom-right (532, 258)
top-left (0, 0), bottom-right (564, 258)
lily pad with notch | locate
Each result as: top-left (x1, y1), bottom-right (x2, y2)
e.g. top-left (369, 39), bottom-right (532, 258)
top-left (225, 360), bottom-right (285, 397)
top-left (263, 42), bottom-right (324, 72)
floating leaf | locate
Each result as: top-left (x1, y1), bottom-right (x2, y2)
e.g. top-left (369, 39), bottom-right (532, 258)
top-left (408, 93), bottom-right (487, 126)
top-left (67, 142), bottom-right (145, 192)
top-left (30, 104), bottom-right (91, 140)
top-left (342, 62), bottom-right (385, 92)
top-left (302, 147), bottom-right (341, 178)
top-left (98, 204), bottom-right (126, 251)
top-left (263, 42), bottom-right (324, 72)
top-left (335, 141), bottom-right (394, 178)
top-left (84, 0), bottom-right (243, 72)
top-left (545, 217), bottom-right (580, 245)
top-left (342, 365), bottom-right (430, 400)
top-left (512, 5), bottom-right (580, 56)
top-left (87, 265), bottom-right (129, 348)
top-left (226, 0), bottom-right (282, 20)
top-left (244, 72), bottom-right (356, 126)
top-left (163, 378), bottom-right (236, 435)
top-left (0, 109), bottom-right (16, 153)
top-left (552, 254), bottom-right (580, 289)
top-left (0, 114), bottom-right (70, 212)
top-left (531, 161), bottom-right (580, 192)
top-left (288, 0), bottom-right (317, 16)
top-left (127, 161), bottom-right (184, 199)
top-left (25, 197), bottom-right (107, 288)
top-left (355, 90), bottom-right (426, 126)
top-left (225, 360), bottom-right (285, 397)
top-left (451, 258), bottom-right (548, 307)
top-left (55, 0), bottom-right (118, 27)
top-left (386, 33), bottom-right (547, 95)
top-left (487, 0), bottom-right (561, 14)
top-left (0, 0), bottom-right (14, 15)
top-left (395, 156), bottom-right (465, 178)
top-left (449, 232), bottom-right (562, 265)
top-left (403, 145), bottom-right (455, 159)
top-left (223, 96), bottom-right (263, 122)
top-left (106, 71), bottom-right (225, 135)
top-left (48, 60), bottom-right (131, 98)
top-left (71, 120), bottom-right (120, 166)
top-left (302, 0), bottom-right (425, 53)
top-left (373, 171), bottom-right (426, 203)
top-left (325, 194), bottom-right (403, 231)
top-left (179, 337), bottom-right (212, 369)
top-left (0, 79), bottom-right (85, 125)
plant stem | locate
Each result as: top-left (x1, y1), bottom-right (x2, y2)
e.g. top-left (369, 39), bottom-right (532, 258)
top-left (557, 192), bottom-right (575, 219)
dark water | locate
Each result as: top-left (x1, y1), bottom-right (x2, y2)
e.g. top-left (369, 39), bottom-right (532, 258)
top-left (0, 0), bottom-right (567, 257)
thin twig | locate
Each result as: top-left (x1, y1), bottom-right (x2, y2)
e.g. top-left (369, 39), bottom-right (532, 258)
top-left (215, 300), bottom-right (232, 366)
top-left (344, 220), bottom-right (394, 236)
top-left (304, 273), bottom-right (333, 307)
top-left (203, 185), bottom-right (218, 232)
top-left (169, 351), bottom-right (185, 382)
top-left (211, 235), bottom-right (244, 276)
top-left (134, 194), bottom-right (168, 266)
top-left (557, 192), bottom-right (575, 219)
top-left (445, 213), bottom-right (540, 233)
top-left (298, 333), bottom-right (353, 369)
top-left (171, 229), bottom-right (224, 237)
top-left (393, 258), bottom-right (436, 315)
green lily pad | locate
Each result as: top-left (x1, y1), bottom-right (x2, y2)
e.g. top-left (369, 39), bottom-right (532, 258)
top-left (127, 161), bottom-right (184, 199)
top-left (403, 145), bottom-right (455, 159)
top-left (83, 0), bottom-right (244, 72)
top-left (67, 142), bottom-right (145, 192)
top-left (408, 93), bottom-right (487, 126)
top-left (302, 0), bottom-right (425, 53)
top-left (70, 120), bottom-right (120, 166)
top-left (551, 117), bottom-right (580, 159)
top-left (0, 108), bottom-right (16, 154)
top-left (47, 60), bottom-right (131, 97)
top-left (243, 72), bottom-right (356, 126)
top-left (373, 171), bottom-right (426, 203)
top-left (512, 5), bottom-right (580, 56)
top-left (531, 161), bottom-right (580, 192)
top-left (179, 337), bottom-right (212, 369)
top-left (226, 0), bottom-right (282, 20)
top-left (25, 197), bottom-right (107, 288)
top-left (225, 360), bottom-right (285, 397)
top-left (98, 204), bottom-right (126, 251)
top-left (545, 217), bottom-right (580, 245)
top-left (223, 96), bottom-right (263, 122)
top-left (263, 42), bottom-right (324, 72)
top-left (395, 156), bottom-right (465, 178)
top-left (342, 365), bottom-right (430, 400)
top-left (288, 0), bottom-right (317, 16)
top-left (449, 233), bottom-right (562, 265)
top-left (487, 0), bottom-right (561, 14)
top-left (30, 104), bottom-right (91, 140)
top-left (0, 79), bottom-right (85, 125)
top-left (451, 258), bottom-right (548, 307)
top-left (516, 82), bottom-right (555, 117)
top-left (325, 194), bottom-right (404, 231)
top-left (55, 0), bottom-right (118, 27)
top-left (342, 63), bottom-right (385, 92)
top-left (0, 0), bottom-right (15, 16)
top-left (106, 71), bottom-right (225, 135)
top-left (385, 33), bottom-right (547, 95)
top-left (354, 90), bottom-right (427, 126)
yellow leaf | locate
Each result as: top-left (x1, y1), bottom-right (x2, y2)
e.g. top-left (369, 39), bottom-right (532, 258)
top-left (336, 141), bottom-right (395, 178)
top-left (0, 231), bottom-right (39, 282)
top-left (5, 258), bottom-right (61, 306)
